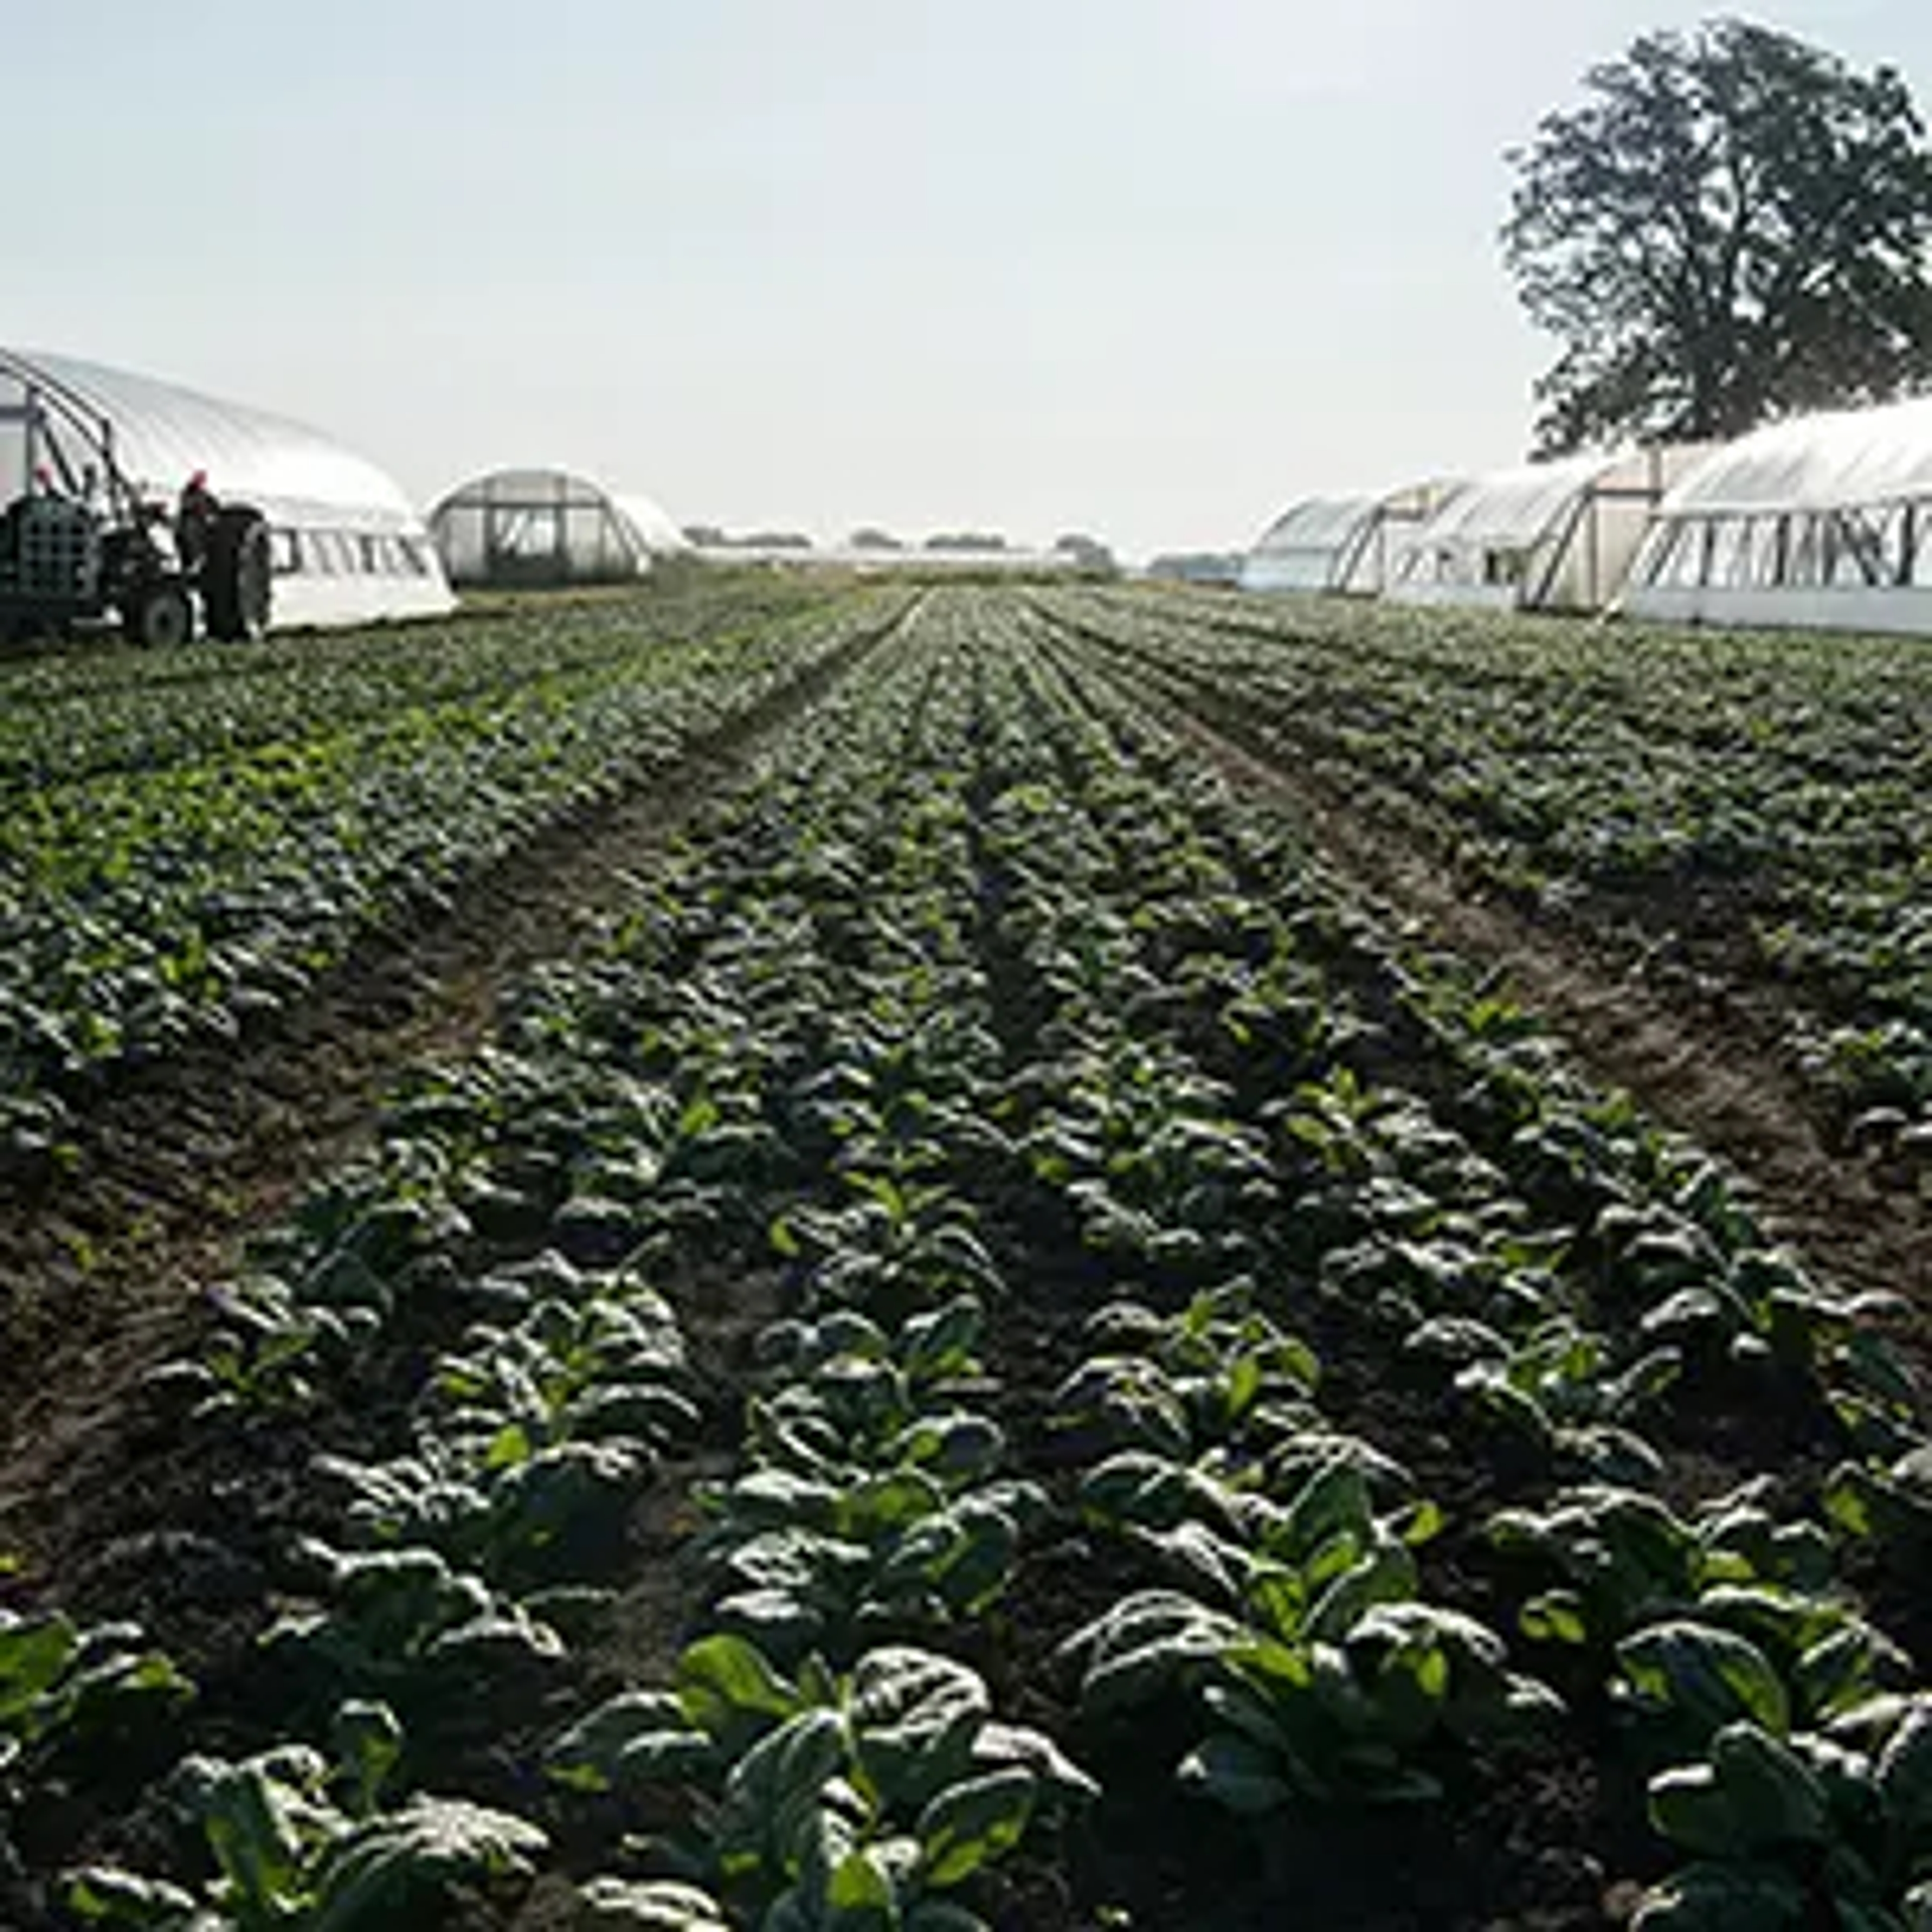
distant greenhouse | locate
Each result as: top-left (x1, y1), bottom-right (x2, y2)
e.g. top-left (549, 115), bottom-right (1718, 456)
top-left (1241, 484), bottom-right (1461, 596)
top-left (429, 469), bottom-right (686, 588)
top-left (1388, 448), bottom-right (1705, 614)
top-left (0, 346), bottom-right (454, 633)
top-left (1622, 396), bottom-right (1932, 636)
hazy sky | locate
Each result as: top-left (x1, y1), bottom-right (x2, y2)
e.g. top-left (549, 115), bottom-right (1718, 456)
top-left (11, 1), bottom-right (1932, 557)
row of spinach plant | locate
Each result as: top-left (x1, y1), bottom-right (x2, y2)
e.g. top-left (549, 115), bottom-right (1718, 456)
top-left (0, 582), bottom-right (905, 1171)
top-left (1038, 582), bottom-right (1932, 1161)
top-left (1008, 601), bottom-right (1932, 1927)
top-left (16, 590), bottom-right (1093, 1929)
top-left (11, 584), bottom-right (1932, 1926)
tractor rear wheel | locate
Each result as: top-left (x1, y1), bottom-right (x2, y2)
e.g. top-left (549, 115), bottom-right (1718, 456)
top-left (124, 581), bottom-right (194, 649)
top-left (202, 507), bottom-right (273, 641)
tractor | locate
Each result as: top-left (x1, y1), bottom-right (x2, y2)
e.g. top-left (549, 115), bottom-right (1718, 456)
top-left (0, 369), bottom-right (271, 647)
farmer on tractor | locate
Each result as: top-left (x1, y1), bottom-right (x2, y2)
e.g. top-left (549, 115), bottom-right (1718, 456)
top-left (175, 470), bottom-right (220, 571)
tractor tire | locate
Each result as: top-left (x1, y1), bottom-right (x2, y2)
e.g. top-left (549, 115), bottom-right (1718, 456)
top-left (202, 506), bottom-right (273, 641)
top-left (124, 581), bottom-right (194, 649)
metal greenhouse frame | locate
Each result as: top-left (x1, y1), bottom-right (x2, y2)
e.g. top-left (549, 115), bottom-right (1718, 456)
top-left (1388, 447), bottom-right (1704, 614)
top-left (428, 469), bottom-right (686, 589)
top-left (1623, 396), bottom-right (1932, 636)
top-left (1241, 483), bottom-right (1463, 596)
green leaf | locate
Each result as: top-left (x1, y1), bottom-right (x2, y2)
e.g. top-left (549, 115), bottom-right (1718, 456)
top-left (1900, 1878), bottom-right (1932, 1932)
top-left (1603, 1344), bottom-right (1684, 1416)
top-left (546, 1689), bottom-right (691, 1792)
top-left (192, 1754), bottom-right (324, 1916)
top-left (1458, 1365), bottom-right (1556, 1452)
top-left (904, 1903), bottom-right (992, 1932)
top-left (62, 1867), bottom-right (202, 1925)
top-left (1305, 1541), bottom-right (1417, 1643)
top-left (969, 1719), bottom-right (1098, 1805)
top-left (1393, 1498), bottom-right (1444, 1548)
top-left (1617, 1621), bottom-right (1791, 1740)
top-left (1693, 1583), bottom-right (1840, 1662)
top-left (612, 1727), bottom-right (726, 1789)
top-left (309, 1795), bottom-right (547, 1932)
top-left (1646, 1763), bottom-right (1750, 1860)
top-left (877, 1496), bottom-right (1023, 1617)
top-left (715, 1708), bottom-right (848, 1874)
top-left (675, 1633), bottom-right (800, 1747)
top-left (713, 1587), bottom-right (827, 1660)
top-left (1128, 1519), bottom-right (1246, 1603)
top-left (843, 1469), bottom-right (947, 1535)
top-left (1278, 1457), bottom-right (1376, 1562)
top-left (900, 1297), bottom-right (983, 1382)
top-left (1793, 1622), bottom-right (1911, 1723)
top-left (1630, 1858), bottom-right (1807, 1929)
top-left (1067, 1591), bottom-right (1237, 1716)
top-left (1821, 1462), bottom-right (1881, 1539)
top-left (887, 1412), bottom-right (1005, 1484)
top-left (1403, 1316), bottom-right (1510, 1369)
top-left (917, 1766), bottom-right (1035, 1885)
top-left (1709, 1722), bottom-right (1827, 1846)
top-left (1836, 1899), bottom-right (1905, 1932)
top-left (331, 1700), bottom-right (403, 1817)
top-left (824, 1843), bottom-right (899, 1923)
top-left (0, 1610), bottom-right (79, 1725)
top-left (1176, 1731), bottom-right (1292, 1816)
top-left (720, 1526), bottom-right (868, 1597)
top-left (577, 1876), bottom-right (731, 1929)
top-left (1078, 1450), bottom-right (1201, 1533)
top-left (1222, 1353), bottom-right (1263, 1424)
top-left (850, 1647), bottom-right (991, 1810)
top-left (1520, 1590), bottom-right (1589, 1646)
top-left (425, 1605), bottom-right (566, 1670)
top-left (1877, 1698), bottom-right (1932, 1840)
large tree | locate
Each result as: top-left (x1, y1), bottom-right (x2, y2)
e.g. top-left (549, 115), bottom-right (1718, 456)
top-left (1502, 17), bottom-right (1932, 453)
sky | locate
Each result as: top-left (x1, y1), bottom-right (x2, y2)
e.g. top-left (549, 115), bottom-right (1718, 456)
top-left (9, 0), bottom-right (1932, 560)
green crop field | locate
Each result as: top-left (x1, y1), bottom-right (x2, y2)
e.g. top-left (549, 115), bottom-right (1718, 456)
top-left (2, 580), bottom-right (1929, 1931)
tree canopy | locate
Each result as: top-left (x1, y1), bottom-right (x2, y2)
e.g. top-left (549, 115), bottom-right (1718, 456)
top-left (1502, 17), bottom-right (1932, 453)
top-left (1053, 533), bottom-right (1118, 574)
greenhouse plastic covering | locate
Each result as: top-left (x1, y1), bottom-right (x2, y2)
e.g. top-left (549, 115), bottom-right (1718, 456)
top-left (613, 493), bottom-right (690, 553)
top-left (1654, 395), bottom-right (1932, 515)
top-left (1241, 495), bottom-right (1382, 592)
top-left (430, 469), bottom-right (686, 584)
top-left (0, 347), bottom-right (429, 534)
top-left (1403, 450), bottom-right (1613, 549)
top-left (1249, 495), bottom-right (1381, 556)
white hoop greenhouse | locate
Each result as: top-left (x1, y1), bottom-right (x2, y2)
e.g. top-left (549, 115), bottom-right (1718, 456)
top-left (1388, 447), bottom-right (1703, 614)
top-left (0, 347), bottom-right (454, 630)
top-left (428, 469), bottom-right (687, 588)
top-left (1241, 484), bottom-right (1461, 596)
top-left (1622, 397), bottom-right (1932, 635)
